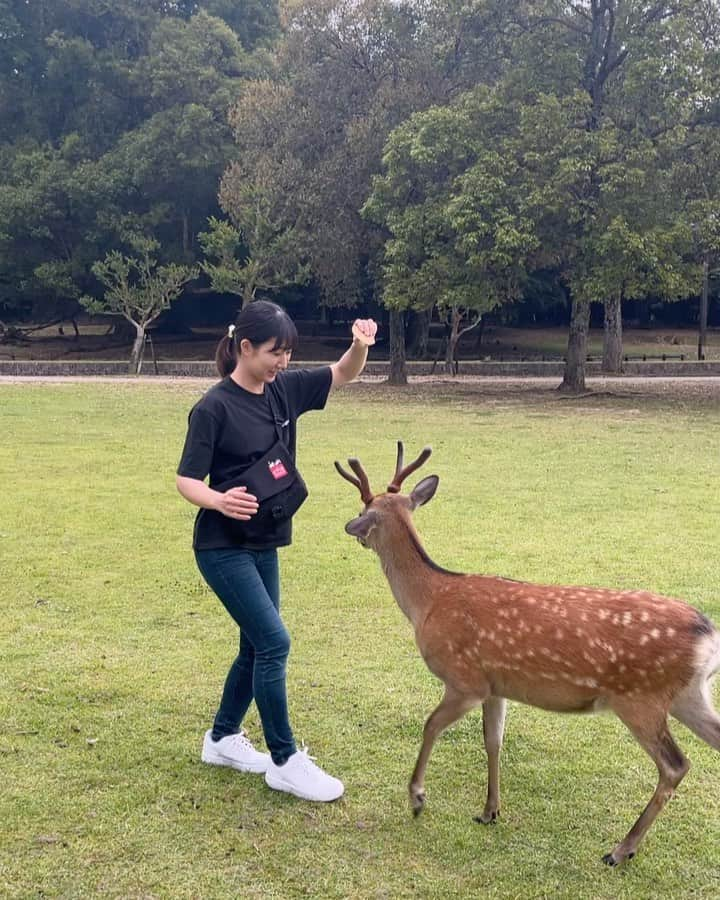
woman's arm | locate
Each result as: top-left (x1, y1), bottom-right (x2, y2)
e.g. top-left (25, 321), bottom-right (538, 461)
top-left (330, 319), bottom-right (377, 388)
top-left (176, 475), bottom-right (258, 521)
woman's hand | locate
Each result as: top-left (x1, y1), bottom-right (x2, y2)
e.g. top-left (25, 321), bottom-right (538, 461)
top-left (351, 319), bottom-right (377, 346)
top-left (214, 486), bottom-right (259, 520)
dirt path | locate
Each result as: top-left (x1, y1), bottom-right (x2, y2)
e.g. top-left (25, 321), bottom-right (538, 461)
top-left (2, 373), bottom-right (719, 403)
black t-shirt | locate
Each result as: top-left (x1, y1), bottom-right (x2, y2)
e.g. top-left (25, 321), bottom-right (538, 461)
top-left (177, 367), bottom-right (333, 550)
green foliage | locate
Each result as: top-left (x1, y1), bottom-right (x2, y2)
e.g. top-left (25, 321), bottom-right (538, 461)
top-left (221, 0), bottom-right (521, 308)
top-left (0, 0), bottom-right (274, 317)
top-left (83, 238), bottom-right (197, 329)
top-left (363, 90), bottom-right (541, 319)
top-left (198, 212), bottom-right (310, 306)
top-left (3, 0), bottom-right (720, 353)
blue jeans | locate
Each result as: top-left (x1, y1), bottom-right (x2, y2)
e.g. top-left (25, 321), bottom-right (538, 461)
top-left (195, 548), bottom-right (297, 765)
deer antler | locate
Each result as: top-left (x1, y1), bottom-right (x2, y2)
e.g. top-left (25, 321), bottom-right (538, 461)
top-left (334, 458), bottom-right (374, 504)
top-left (387, 441), bottom-right (432, 493)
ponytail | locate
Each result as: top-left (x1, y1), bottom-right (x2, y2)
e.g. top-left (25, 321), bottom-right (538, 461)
top-left (215, 334), bottom-right (237, 378)
top-left (214, 301), bottom-right (298, 378)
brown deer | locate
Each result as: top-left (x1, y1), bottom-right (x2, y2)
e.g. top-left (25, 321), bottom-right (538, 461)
top-left (335, 442), bottom-right (720, 865)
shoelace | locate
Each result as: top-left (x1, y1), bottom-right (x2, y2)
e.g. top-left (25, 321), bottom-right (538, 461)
top-left (231, 730), bottom-right (256, 752)
top-left (297, 742), bottom-right (319, 771)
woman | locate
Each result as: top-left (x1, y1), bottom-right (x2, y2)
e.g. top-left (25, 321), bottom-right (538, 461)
top-left (176, 301), bottom-right (377, 802)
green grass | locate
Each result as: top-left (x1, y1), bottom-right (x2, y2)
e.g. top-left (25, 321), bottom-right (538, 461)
top-left (1, 378), bottom-right (720, 899)
top-left (480, 326), bottom-right (720, 361)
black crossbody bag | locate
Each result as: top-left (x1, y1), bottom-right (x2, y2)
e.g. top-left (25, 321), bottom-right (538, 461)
top-left (215, 388), bottom-right (308, 542)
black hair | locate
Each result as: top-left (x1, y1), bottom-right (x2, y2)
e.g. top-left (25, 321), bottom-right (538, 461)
top-left (215, 300), bottom-right (299, 377)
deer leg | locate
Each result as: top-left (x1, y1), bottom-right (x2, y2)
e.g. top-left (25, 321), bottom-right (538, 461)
top-left (603, 702), bottom-right (689, 866)
top-left (475, 696), bottom-right (507, 825)
top-left (409, 688), bottom-right (480, 817)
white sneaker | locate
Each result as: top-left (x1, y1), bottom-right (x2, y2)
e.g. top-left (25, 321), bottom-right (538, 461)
top-left (201, 730), bottom-right (270, 774)
top-left (265, 746), bottom-right (344, 802)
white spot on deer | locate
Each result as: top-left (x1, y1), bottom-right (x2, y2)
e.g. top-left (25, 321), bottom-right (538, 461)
top-left (598, 609), bottom-right (610, 620)
top-left (622, 612), bottom-right (633, 626)
top-left (580, 612), bottom-right (589, 623)
top-left (650, 628), bottom-right (660, 640)
top-left (618, 664), bottom-right (627, 673)
top-left (666, 627), bottom-right (676, 638)
top-left (527, 597), bottom-right (537, 605)
top-left (612, 614), bottom-right (620, 625)
top-left (641, 611), bottom-right (650, 623)
top-left (526, 649), bottom-right (535, 658)
top-left (639, 634), bottom-right (650, 645)
top-left (555, 629), bottom-right (564, 640)
top-left (575, 628), bottom-right (585, 638)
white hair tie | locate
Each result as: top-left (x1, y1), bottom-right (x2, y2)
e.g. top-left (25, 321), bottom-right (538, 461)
top-left (227, 324), bottom-right (236, 339)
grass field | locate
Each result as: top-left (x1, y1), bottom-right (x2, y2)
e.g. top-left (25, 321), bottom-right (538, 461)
top-left (1, 377), bottom-right (720, 899)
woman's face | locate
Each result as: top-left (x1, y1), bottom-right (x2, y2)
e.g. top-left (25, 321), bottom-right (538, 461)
top-left (240, 337), bottom-right (292, 384)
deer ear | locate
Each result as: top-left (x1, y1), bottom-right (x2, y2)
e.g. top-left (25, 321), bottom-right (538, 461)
top-left (409, 475), bottom-right (438, 509)
top-left (345, 510), bottom-right (377, 540)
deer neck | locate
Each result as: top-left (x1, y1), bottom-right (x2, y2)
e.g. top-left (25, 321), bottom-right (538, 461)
top-left (376, 515), bottom-right (442, 630)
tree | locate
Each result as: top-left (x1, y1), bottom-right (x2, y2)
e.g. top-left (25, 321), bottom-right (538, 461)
top-left (507, 0), bottom-right (720, 391)
top-left (82, 238), bottom-right (197, 373)
top-left (363, 91), bottom-right (538, 372)
top-left (198, 214), bottom-right (310, 307)
top-left (221, 0), bottom-right (522, 383)
top-left (0, 2), bottom-right (270, 323)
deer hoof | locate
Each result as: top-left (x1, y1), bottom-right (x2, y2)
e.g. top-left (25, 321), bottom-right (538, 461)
top-left (474, 810), bottom-right (499, 825)
top-left (602, 849), bottom-right (635, 867)
top-left (410, 791), bottom-right (426, 817)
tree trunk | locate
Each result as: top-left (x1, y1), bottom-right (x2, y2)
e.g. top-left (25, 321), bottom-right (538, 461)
top-left (474, 315), bottom-right (486, 353)
top-left (699, 254), bottom-right (709, 360)
top-left (182, 211), bottom-right (190, 256)
top-left (602, 292), bottom-right (623, 373)
top-left (387, 309), bottom-right (407, 385)
top-left (242, 284), bottom-right (256, 308)
top-left (407, 308), bottom-right (431, 359)
top-left (559, 296), bottom-right (590, 393)
top-left (128, 324), bottom-right (145, 375)
top-left (445, 308), bottom-right (461, 374)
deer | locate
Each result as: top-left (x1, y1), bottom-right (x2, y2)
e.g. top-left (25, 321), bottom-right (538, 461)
top-left (335, 442), bottom-right (720, 866)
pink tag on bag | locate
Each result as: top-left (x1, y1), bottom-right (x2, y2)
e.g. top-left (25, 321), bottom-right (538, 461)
top-left (268, 459), bottom-right (289, 480)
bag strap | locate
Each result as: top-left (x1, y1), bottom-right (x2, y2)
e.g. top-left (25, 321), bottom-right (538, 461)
top-left (266, 385), bottom-right (290, 446)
